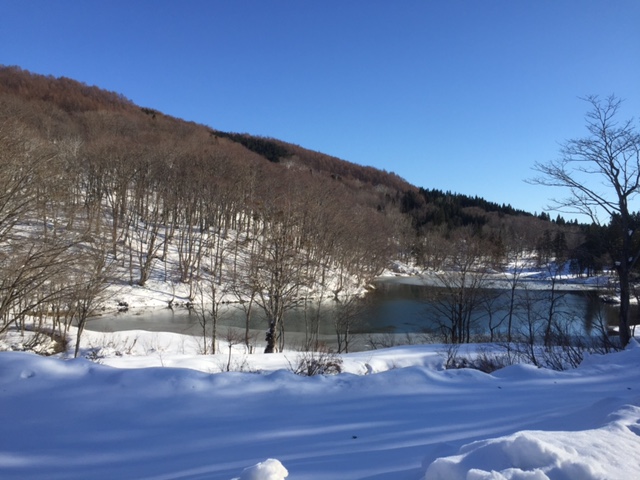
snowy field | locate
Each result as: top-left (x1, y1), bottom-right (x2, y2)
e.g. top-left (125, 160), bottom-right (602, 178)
top-left (1, 258), bottom-right (638, 479)
top-left (1, 329), bottom-right (639, 479)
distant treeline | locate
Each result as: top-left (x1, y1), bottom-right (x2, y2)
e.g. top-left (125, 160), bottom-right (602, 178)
top-left (400, 187), bottom-right (533, 231)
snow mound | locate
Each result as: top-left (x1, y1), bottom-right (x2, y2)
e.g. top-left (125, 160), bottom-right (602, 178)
top-left (578, 337), bottom-right (640, 371)
top-left (423, 406), bottom-right (640, 480)
top-left (236, 458), bottom-right (288, 480)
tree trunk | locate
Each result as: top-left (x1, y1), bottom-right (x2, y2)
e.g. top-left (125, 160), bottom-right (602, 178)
top-left (617, 263), bottom-right (632, 347)
top-left (264, 319), bottom-right (277, 353)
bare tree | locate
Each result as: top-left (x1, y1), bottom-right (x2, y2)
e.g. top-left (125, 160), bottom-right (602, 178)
top-left (222, 327), bottom-right (245, 372)
top-left (251, 192), bottom-right (308, 353)
top-left (501, 234), bottom-right (530, 342)
top-left (252, 228), bottom-right (305, 353)
top-left (0, 115), bottom-right (78, 338)
top-left (192, 278), bottom-right (227, 355)
top-left (228, 253), bottom-right (259, 352)
top-left (0, 118), bottom-right (48, 243)
top-left (333, 294), bottom-right (367, 353)
top-left (426, 230), bottom-right (493, 343)
top-left (531, 95), bottom-right (640, 346)
top-left (192, 241), bottom-right (231, 356)
top-left (0, 238), bottom-right (72, 336)
top-left (70, 242), bottom-right (112, 358)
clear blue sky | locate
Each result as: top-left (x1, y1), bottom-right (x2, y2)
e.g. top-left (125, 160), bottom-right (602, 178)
top-left (2, 1), bottom-right (639, 217)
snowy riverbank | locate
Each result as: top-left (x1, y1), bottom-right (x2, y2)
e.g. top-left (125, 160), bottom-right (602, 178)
top-left (382, 259), bottom-right (616, 292)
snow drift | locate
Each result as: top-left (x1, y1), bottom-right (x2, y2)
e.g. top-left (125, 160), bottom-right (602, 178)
top-left (0, 337), bottom-right (639, 479)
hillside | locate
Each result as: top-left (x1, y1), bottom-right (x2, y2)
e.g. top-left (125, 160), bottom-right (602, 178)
top-left (0, 65), bottom-right (587, 355)
top-left (0, 65), bottom-right (554, 225)
top-left (0, 66), bottom-right (412, 194)
top-left (0, 65), bottom-right (419, 353)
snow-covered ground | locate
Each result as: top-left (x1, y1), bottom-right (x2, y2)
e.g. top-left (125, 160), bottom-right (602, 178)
top-left (2, 254), bottom-right (638, 479)
top-left (1, 327), bottom-right (639, 479)
top-left (384, 259), bottom-right (616, 292)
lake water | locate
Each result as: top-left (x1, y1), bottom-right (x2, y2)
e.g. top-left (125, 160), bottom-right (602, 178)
top-left (86, 277), bottom-right (623, 351)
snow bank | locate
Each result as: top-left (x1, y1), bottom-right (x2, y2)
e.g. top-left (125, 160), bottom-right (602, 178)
top-left (236, 458), bottom-right (288, 480)
top-left (423, 343), bottom-right (640, 480)
top-left (1, 336), bottom-right (639, 479)
top-left (424, 405), bottom-right (640, 480)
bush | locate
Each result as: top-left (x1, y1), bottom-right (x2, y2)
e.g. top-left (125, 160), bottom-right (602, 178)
top-left (440, 344), bottom-right (515, 373)
top-left (289, 351), bottom-right (343, 376)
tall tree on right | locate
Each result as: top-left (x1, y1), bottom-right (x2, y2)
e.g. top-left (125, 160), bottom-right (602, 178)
top-left (531, 95), bottom-right (640, 347)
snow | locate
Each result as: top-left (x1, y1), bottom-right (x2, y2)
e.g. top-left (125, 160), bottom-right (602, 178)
top-left (1, 243), bottom-right (638, 478)
top-left (381, 258), bottom-right (616, 293)
top-left (1, 333), bottom-right (639, 479)
top-left (236, 459), bottom-right (288, 480)
top-left (425, 415), bottom-right (640, 480)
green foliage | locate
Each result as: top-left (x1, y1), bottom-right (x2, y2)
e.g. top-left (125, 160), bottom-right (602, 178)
top-left (140, 107), bottom-right (157, 118)
top-left (536, 229), bottom-right (568, 265)
top-left (214, 131), bottom-right (291, 163)
top-left (420, 188), bottom-right (531, 217)
top-left (400, 187), bottom-right (532, 231)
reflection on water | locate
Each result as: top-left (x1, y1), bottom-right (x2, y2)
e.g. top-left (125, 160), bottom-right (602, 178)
top-left (363, 280), bottom-right (621, 337)
top-left (87, 278), bottom-right (625, 348)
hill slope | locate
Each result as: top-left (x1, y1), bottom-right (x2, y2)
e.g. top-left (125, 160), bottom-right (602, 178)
top-left (0, 65), bottom-right (579, 354)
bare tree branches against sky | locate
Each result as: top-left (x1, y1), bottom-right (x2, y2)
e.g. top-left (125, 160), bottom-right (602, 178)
top-left (2, 0), bottom-right (638, 216)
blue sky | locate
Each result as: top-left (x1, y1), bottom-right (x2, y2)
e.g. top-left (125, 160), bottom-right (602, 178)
top-left (2, 1), bottom-right (639, 217)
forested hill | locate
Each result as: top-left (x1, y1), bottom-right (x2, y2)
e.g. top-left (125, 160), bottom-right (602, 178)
top-left (1, 65), bottom-right (594, 353)
top-left (422, 189), bottom-right (531, 217)
top-left (0, 64), bottom-right (563, 257)
top-left (0, 65), bottom-right (535, 216)
top-left (0, 66), bottom-right (412, 196)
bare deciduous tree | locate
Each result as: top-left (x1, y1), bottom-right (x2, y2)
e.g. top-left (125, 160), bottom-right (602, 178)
top-left (70, 242), bottom-right (112, 358)
top-left (426, 230), bottom-right (492, 344)
top-left (531, 95), bottom-right (640, 346)
top-left (252, 221), bottom-right (306, 353)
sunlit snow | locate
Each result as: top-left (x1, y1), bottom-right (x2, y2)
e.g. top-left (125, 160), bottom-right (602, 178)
top-left (1, 335), bottom-right (639, 479)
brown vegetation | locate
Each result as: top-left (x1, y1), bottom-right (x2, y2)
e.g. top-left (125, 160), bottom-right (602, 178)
top-left (0, 65), bottom-right (583, 353)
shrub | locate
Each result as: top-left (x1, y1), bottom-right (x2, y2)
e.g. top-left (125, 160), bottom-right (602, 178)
top-left (289, 351), bottom-right (343, 376)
